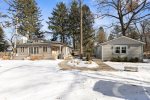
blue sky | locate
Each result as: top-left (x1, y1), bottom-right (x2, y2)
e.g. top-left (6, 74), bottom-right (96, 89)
top-left (36, 0), bottom-right (103, 31)
top-left (0, 0), bottom-right (110, 39)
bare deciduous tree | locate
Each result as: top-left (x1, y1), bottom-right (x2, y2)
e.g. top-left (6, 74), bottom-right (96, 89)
top-left (134, 19), bottom-right (150, 50)
top-left (96, 0), bottom-right (150, 36)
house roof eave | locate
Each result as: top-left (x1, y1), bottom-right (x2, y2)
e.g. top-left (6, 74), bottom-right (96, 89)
top-left (101, 36), bottom-right (145, 45)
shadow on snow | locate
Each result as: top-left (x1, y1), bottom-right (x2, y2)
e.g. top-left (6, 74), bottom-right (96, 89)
top-left (93, 80), bottom-right (150, 100)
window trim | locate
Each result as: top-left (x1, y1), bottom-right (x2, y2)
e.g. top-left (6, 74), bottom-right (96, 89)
top-left (113, 45), bottom-right (128, 54)
top-left (29, 47), bottom-right (39, 54)
top-left (43, 46), bottom-right (47, 53)
top-left (121, 46), bottom-right (127, 54)
top-left (115, 46), bottom-right (120, 54)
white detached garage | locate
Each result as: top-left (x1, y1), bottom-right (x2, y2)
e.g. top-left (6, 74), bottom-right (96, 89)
top-left (95, 36), bottom-right (145, 61)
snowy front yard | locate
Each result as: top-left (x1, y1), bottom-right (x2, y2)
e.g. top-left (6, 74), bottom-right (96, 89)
top-left (0, 60), bottom-right (150, 100)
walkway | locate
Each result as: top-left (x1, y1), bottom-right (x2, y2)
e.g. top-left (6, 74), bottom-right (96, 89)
top-left (93, 59), bottom-right (116, 71)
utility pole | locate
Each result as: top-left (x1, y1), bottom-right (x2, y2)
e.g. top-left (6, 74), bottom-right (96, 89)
top-left (14, 15), bottom-right (18, 54)
top-left (80, 0), bottom-right (83, 59)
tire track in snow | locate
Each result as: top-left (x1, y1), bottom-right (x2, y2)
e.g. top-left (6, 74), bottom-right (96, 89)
top-left (138, 72), bottom-right (150, 99)
top-left (112, 83), bottom-right (123, 97)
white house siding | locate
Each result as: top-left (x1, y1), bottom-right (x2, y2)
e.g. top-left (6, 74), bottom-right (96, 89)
top-left (111, 45), bottom-right (143, 60)
top-left (128, 44), bottom-right (143, 60)
top-left (102, 45), bottom-right (112, 61)
top-left (95, 46), bottom-right (102, 59)
top-left (96, 45), bottom-right (144, 61)
top-left (101, 44), bottom-right (143, 61)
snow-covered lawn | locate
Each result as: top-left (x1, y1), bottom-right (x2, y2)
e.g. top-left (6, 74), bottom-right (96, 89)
top-left (67, 59), bottom-right (99, 68)
top-left (104, 61), bottom-right (150, 71)
top-left (0, 60), bottom-right (150, 100)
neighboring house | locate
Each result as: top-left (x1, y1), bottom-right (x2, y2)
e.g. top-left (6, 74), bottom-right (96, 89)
top-left (95, 36), bottom-right (145, 61)
top-left (15, 38), bottom-right (72, 60)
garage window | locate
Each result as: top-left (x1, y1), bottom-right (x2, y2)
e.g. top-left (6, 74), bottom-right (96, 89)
top-left (114, 45), bottom-right (127, 54)
top-left (121, 46), bottom-right (127, 54)
top-left (115, 47), bottom-right (120, 53)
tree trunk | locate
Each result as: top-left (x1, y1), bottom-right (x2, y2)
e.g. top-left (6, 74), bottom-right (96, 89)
top-left (122, 28), bottom-right (126, 36)
top-left (62, 35), bottom-right (65, 43)
top-left (143, 33), bottom-right (148, 50)
top-left (73, 35), bottom-right (76, 49)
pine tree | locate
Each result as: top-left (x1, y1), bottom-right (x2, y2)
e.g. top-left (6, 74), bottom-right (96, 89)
top-left (0, 26), bottom-right (4, 44)
top-left (68, 1), bottom-right (80, 49)
top-left (82, 5), bottom-right (94, 56)
top-left (0, 26), bottom-right (8, 52)
top-left (9, 0), bottom-right (43, 39)
top-left (47, 2), bottom-right (68, 44)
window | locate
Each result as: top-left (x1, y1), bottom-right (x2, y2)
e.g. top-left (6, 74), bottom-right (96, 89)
top-left (114, 45), bottom-right (127, 54)
top-left (29, 47), bottom-right (39, 54)
top-left (35, 40), bottom-right (38, 42)
top-left (21, 47), bottom-right (24, 52)
top-left (30, 47), bottom-right (33, 54)
top-left (34, 47), bottom-right (39, 54)
top-left (43, 47), bottom-right (47, 52)
top-left (121, 47), bottom-right (126, 54)
top-left (115, 47), bottom-right (120, 53)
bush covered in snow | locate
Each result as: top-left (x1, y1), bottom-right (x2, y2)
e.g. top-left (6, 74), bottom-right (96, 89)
top-left (111, 56), bottom-right (139, 62)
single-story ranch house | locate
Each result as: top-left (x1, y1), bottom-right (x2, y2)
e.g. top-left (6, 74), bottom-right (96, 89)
top-left (95, 36), bottom-right (145, 61)
top-left (15, 38), bottom-right (72, 60)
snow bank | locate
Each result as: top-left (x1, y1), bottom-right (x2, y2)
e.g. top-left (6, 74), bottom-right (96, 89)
top-left (143, 59), bottom-right (150, 63)
top-left (67, 59), bottom-right (99, 68)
